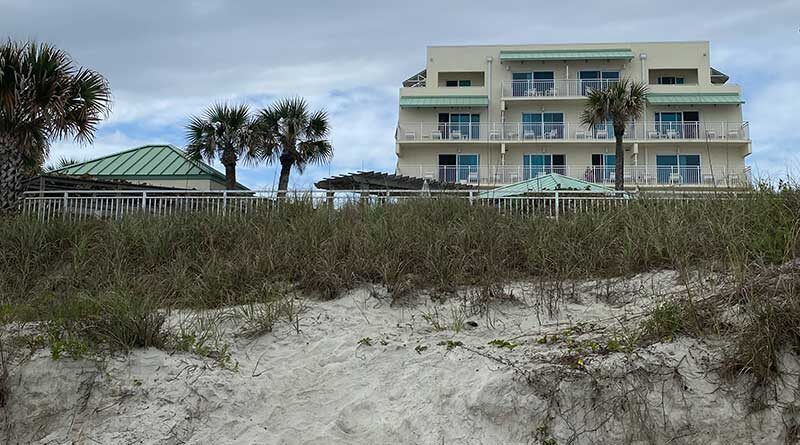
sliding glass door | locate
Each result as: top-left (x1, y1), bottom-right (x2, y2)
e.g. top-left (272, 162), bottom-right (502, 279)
top-left (439, 113), bottom-right (480, 140)
top-left (590, 154), bottom-right (616, 182)
top-left (656, 154), bottom-right (701, 184)
top-left (579, 70), bottom-right (619, 94)
top-left (522, 112), bottom-right (564, 139)
top-left (438, 153), bottom-right (479, 183)
top-left (512, 71), bottom-right (554, 96)
top-left (523, 154), bottom-right (566, 180)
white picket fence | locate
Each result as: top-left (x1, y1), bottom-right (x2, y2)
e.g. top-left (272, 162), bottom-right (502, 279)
top-left (20, 189), bottom-right (724, 222)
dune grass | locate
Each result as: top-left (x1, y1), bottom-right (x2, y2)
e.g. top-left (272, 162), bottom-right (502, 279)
top-left (0, 187), bottom-right (798, 376)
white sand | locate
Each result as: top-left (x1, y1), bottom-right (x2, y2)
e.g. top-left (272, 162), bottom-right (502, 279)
top-left (3, 271), bottom-right (799, 444)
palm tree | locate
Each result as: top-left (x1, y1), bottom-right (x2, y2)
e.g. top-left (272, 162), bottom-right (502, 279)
top-left (252, 98), bottom-right (332, 192)
top-left (185, 103), bottom-right (258, 190)
top-left (0, 40), bottom-right (111, 212)
top-left (580, 79), bottom-right (648, 190)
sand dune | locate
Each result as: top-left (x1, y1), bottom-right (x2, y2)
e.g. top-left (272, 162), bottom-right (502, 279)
top-left (3, 272), bottom-right (798, 444)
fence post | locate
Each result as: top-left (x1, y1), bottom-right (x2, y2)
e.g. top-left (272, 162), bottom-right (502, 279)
top-left (555, 191), bottom-right (560, 221)
top-left (62, 192), bottom-right (68, 219)
top-left (469, 190), bottom-right (474, 205)
top-left (141, 191), bottom-right (147, 214)
top-left (222, 190), bottom-right (228, 216)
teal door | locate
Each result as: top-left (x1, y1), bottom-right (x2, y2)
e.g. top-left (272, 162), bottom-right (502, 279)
top-left (523, 154), bottom-right (552, 180)
top-left (457, 154), bottom-right (479, 182)
top-left (512, 72), bottom-right (532, 96)
top-left (656, 155), bottom-right (679, 184)
top-left (679, 154), bottom-right (700, 184)
top-left (522, 113), bottom-right (543, 139)
top-left (543, 112), bottom-right (564, 138)
top-left (656, 112), bottom-right (682, 137)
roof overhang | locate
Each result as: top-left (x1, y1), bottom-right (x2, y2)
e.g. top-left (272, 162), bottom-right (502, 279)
top-left (647, 93), bottom-right (744, 105)
top-left (499, 49), bottom-right (634, 62)
top-left (399, 96), bottom-right (489, 108)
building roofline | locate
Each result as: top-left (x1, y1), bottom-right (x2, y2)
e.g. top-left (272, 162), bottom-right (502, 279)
top-left (427, 40), bottom-right (709, 49)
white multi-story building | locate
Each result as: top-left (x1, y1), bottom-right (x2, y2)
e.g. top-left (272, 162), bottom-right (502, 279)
top-left (395, 41), bottom-right (750, 189)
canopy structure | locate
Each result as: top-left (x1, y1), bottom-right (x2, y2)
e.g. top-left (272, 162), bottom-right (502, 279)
top-left (478, 173), bottom-right (616, 198)
top-left (49, 144), bottom-right (248, 190)
top-left (24, 174), bottom-right (181, 192)
top-left (399, 96), bottom-right (489, 108)
top-left (647, 93), bottom-right (743, 105)
top-left (315, 171), bottom-right (474, 192)
top-left (499, 48), bottom-right (634, 62)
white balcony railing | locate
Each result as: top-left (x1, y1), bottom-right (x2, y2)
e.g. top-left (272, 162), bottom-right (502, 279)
top-left (501, 79), bottom-right (619, 98)
top-left (396, 164), bottom-right (752, 188)
top-left (397, 121), bottom-right (750, 142)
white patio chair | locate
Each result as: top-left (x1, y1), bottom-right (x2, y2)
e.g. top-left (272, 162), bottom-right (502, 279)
top-left (523, 130), bottom-right (537, 140)
top-left (431, 130), bottom-right (442, 140)
top-left (647, 130), bottom-right (659, 139)
top-left (669, 172), bottom-right (682, 184)
top-left (450, 130), bottom-right (462, 140)
top-left (544, 129), bottom-right (558, 139)
top-left (705, 130), bottom-right (717, 139)
top-left (728, 129), bottom-right (740, 139)
top-left (666, 129), bottom-right (678, 139)
top-left (575, 130), bottom-right (587, 140)
top-left (595, 129), bottom-right (608, 139)
top-left (488, 130), bottom-right (501, 140)
top-left (468, 171), bottom-right (479, 183)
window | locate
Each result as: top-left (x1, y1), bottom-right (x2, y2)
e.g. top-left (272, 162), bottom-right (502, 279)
top-left (658, 76), bottom-right (685, 85)
top-left (656, 154), bottom-right (701, 184)
top-left (438, 153), bottom-right (479, 183)
top-left (445, 79), bottom-right (472, 87)
top-left (654, 112), bottom-right (700, 138)
top-left (522, 112), bottom-right (564, 139)
top-left (523, 154), bottom-right (566, 180)
top-left (511, 71), bottom-right (554, 96)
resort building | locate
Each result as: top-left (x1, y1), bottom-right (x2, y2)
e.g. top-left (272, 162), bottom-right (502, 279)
top-left (395, 41), bottom-right (750, 189)
top-left (49, 144), bottom-right (248, 190)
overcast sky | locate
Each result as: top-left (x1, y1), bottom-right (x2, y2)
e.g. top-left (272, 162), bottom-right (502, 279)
top-left (3, 0), bottom-right (799, 188)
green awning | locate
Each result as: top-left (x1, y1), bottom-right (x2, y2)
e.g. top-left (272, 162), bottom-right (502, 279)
top-left (478, 173), bottom-right (616, 198)
top-left (499, 49), bottom-right (634, 62)
top-left (399, 96), bottom-right (489, 108)
top-left (647, 93), bottom-right (744, 105)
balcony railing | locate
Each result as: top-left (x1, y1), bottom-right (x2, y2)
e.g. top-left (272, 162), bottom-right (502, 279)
top-left (396, 164), bottom-right (752, 188)
top-left (397, 121), bottom-right (749, 142)
top-left (501, 79), bottom-right (619, 98)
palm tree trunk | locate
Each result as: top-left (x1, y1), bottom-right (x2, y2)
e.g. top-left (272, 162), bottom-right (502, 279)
top-left (223, 163), bottom-right (237, 190)
top-left (0, 138), bottom-right (25, 214)
top-left (614, 131), bottom-right (625, 191)
top-left (277, 158), bottom-right (292, 194)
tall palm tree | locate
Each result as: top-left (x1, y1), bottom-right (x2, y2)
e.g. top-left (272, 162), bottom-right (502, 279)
top-left (580, 78), bottom-right (648, 190)
top-left (185, 103), bottom-right (258, 190)
top-left (252, 98), bottom-right (332, 192)
top-left (0, 40), bottom-right (111, 212)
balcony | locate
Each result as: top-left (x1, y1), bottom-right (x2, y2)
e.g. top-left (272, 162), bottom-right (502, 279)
top-left (396, 165), bottom-right (752, 188)
top-left (397, 121), bottom-right (750, 142)
top-left (501, 79), bottom-right (619, 98)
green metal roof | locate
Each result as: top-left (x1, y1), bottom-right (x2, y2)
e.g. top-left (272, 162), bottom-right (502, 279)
top-left (479, 173), bottom-right (615, 198)
top-left (499, 49), bottom-right (634, 62)
top-left (51, 144), bottom-right (243, 188)
top-left (399, 96), bottom-right (489, 108)
top-left (647, 93), bottom-right (744, 105)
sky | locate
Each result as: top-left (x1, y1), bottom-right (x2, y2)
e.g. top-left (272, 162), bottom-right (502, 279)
top-left (3, 0), bottom-right (799, 188)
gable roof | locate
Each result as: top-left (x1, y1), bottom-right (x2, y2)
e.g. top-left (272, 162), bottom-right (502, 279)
top-left (51, 144), bottom-right (245, 189)
top-left (479, 173), bottom-right (615, 198)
